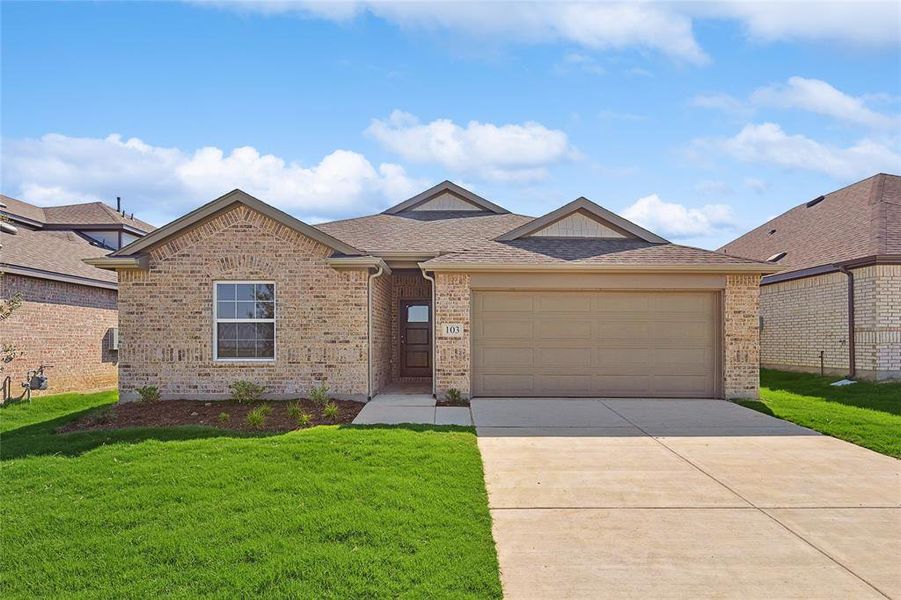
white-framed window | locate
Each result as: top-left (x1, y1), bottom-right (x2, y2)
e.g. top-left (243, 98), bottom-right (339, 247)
top-left (213, 281), bottom-right (276, 361)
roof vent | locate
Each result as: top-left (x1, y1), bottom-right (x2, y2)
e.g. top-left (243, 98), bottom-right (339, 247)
top-left (767, 251), bottom-right (787, 262)
top-left (806, 195), bottom-right (825, 208)
top-left (768, 229), bottom-right (776, 235)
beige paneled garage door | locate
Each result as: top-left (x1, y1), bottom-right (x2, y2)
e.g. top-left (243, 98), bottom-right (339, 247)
top-left (472, 291), bottom-right (719, 398)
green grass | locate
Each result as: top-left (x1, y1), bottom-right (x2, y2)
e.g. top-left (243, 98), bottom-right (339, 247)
top-left (738, 369), bottom-right (901, 458)
top-left (0, 391), bottom-right (501, 598)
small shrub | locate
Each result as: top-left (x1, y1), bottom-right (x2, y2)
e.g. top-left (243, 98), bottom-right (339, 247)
top-left (445, 388), bottom-right (462, 403)
top-left (286, 401), bottom-right (302, 419)
top-left (135, 385), bottom-right (160, 403)
top-left (230, 380), bottom-right (266, 404)
top-left (218, 412), bottom-right (230, 424)
top-left (309, 383), bottom-right (329, 406)
top-left (246, 404), bottom-right (272, 430)
top-left (322, 401), bottom-right (339, 422)
top-left (297, 412), bottom-right (313, 428)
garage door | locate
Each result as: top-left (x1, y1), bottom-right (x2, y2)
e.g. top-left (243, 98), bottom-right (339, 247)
top-left (472, 291), bottom-right (719, 398)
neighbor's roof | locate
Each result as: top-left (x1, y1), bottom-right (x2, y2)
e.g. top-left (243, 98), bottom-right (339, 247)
top-left (719, 173), bottom-right (901, 279)
top-left (1, 225), bottom-right (118, 288)
top-left (0, 194), bottom-right (155, 232)
top-left (421, 238), bottom-right (776, 272)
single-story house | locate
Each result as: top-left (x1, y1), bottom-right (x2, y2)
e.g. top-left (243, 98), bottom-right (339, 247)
top-left (0, 195), bottom-right (153, 393)
top-left (720, 173), bottom-right (900, 381)
top-left (88, 182), bottom-right (778, 402)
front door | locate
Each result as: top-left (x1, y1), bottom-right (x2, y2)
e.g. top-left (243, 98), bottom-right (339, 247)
top-left (400, 300), bottom-right (431, 377)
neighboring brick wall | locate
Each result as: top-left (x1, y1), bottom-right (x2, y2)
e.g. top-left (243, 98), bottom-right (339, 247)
top-left (390, 271), bottom-right (432, 380)
top-left (370, 273), bottom-right (392, 395)
top-left (759, 271), bottom-right (849, 373)
top-left (1, 274), bottom-right (118, 394)
top-left (724, 274), bottom-right (761, 399)
top-left (759, 264), bottom-right (901, 380)
top-left (855, 264), bottom-right (901, 380)
top-left (117, 204), bottom-right (369, 401)
top-left (433, 273), bottom-right (470, 398)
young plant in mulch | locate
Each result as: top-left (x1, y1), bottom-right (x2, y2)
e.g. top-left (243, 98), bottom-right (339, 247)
top-left (229, 381), bottom-right (266, 404)
top-left (442, 388), bottom-right (469, 406)
top-left (309, 383), bottom-right (329, 407)
top-left (286, 401), bottom-right (302, 420)
top-left (134, 386), bottom-right (161, 403)
top-left (245, 405), bottom-right (272, 430)
top-left (218, 412), bottom-right (230, 425)
top-left (296, 412), bottom-right (313, 428)
top-left (322, 401), bottom-right (339, 423)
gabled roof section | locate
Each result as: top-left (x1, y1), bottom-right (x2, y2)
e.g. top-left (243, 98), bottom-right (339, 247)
top-left (112, 189), bottom-right (363, 257)
top-left (719, 173), bottom-right (901, 278)
top-left (496, 197), bottom-right (669, 244)
top-left (383, 181), bottom-right (510, 215)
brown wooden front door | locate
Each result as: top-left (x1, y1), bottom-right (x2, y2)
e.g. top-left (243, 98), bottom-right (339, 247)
top-left (400, 300), bottom-right (431, 377)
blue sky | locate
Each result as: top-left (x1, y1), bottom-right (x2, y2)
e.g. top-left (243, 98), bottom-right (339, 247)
top-left (2, 1), bottom-right (899, 249)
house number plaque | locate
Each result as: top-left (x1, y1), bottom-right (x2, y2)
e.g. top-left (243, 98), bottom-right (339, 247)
top-left (442, 323), bottom-right (463, 337)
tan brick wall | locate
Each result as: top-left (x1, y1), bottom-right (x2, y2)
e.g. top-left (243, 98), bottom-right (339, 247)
top-left (724, 274), bottom-right (761, 399)
top-left (434, 273), bottom-right (471, 398)
top-left (760, 272), bottom-right (849, 373)
top-left (872, 265), bottom-right (901, 379)
top-left (759, 265), bottom-right (900, 380)
top-left (117, 204), bottom-right (369, 401)
top-left (370, 272), bottom-right (392, 394)
top-left (1, 274), bottom-right (118, 394)
top-left (390, 271), bottom-right (432, 381)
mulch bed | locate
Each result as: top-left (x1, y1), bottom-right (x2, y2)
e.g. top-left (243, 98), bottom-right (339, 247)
top-left (58, 398), bottom-right (364, 434)
top-left (436, 400), bottom-right (470, 407)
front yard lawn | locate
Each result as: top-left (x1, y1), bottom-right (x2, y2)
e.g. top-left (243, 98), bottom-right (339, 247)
top-left (0, 391), bottom-right (501, 598)
top-left (739, 369), bottom-right (901, 458)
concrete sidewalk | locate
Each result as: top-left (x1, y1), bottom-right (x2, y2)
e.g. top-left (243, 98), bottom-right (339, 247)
top-left (474, 398), bottom-right (900, 599)
top-left (352, 394), bottom-right (473, 426)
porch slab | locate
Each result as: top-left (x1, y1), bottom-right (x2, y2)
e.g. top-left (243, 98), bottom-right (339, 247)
top-left (435, 407), bottom-right (473, 426)
top-left (352, 405), bottom-right (435, 425)
top-left (367, 394), bottom-right (436, 407)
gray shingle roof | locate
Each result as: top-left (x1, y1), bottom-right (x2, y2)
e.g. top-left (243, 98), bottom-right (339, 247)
top-left (1, 225), bottom-right (117, 285)
top-left (423, 238), bottom-right (770, 267)
top-left (719, 173), bottom-right (901, 275)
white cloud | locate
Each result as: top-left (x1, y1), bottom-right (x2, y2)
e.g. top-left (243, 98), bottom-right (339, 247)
top-left (692, 77), bottom-right (898, 128)
top-left (199, 1), bottom-right (709, 64)
top-left (1, 133), bottom-right (424, 225)
top-left (750, 76), bottom-right (898, 128)
top-left (621, 194), bottom-right (735, 238)
top-left (695, 122), bottom-right (901, 180)
top-left (366, 110), bottom-right (574, 182)
top-left (558, 52), bottom-right (606, 75)
top-left (701, 1), bottom-right (900, 47)
top-left (744, 177), bottom-right (769, 194)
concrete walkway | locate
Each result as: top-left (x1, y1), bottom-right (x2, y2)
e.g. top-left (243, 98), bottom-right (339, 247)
top-left (473, 398), bottom-right (900, 599)
top-left (352, 393), bottom-right (472, 426)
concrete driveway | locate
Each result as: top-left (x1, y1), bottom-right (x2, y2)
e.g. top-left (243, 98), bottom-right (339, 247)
top-left (473, 398), bottom-right (900, 599)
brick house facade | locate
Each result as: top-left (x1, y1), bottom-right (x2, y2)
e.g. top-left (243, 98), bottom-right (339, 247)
top-left (721, 173), bottom-right (901, 381)
top-left (91, 184), bottom-right (776, 402)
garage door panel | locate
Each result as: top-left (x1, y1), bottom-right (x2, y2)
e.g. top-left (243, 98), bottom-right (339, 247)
top-left (480, 319), bottom-right (534, 340)
top-left (473, 291), bottom-right (719, 398)
top-left (480, 374), bottom-right (534, 395)
top-left (537, 319), bottom-right (594, 339)
top-left (537, 293), bottom-right (592, 312)
top-left (480, 293), bottom-right (534, 312)
top-left (536, 347), bottom-right (593, 369)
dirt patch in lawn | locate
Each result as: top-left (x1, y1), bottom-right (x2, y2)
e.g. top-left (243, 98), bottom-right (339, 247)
top-left (58, 399), bottom-right (364, 434)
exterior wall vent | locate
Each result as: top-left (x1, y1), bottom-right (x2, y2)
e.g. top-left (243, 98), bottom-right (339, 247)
top-left (806, 195), bottom-right (825, 208)
top-left (109, 328), bottom-right (119, 351)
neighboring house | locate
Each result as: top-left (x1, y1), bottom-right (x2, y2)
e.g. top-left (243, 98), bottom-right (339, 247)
top-left (88, 182), bottom-right (778, 402)
top-left (0, 195), bottom-right (154, 393)
top-left (720, 173), bottom-right (900, 381)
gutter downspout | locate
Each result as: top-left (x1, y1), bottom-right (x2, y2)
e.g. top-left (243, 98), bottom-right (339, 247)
top-left (367, 265), bottom-right (385, 400)
top-left (837, 265), bottom-right (856, 379)
top-left (420, 268), bottom-right (437, 398)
